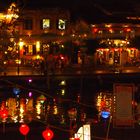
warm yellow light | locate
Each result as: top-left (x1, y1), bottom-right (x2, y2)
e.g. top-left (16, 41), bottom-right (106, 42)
top-left (53, 105), bottom-right (58, 114)
top-left (105, 24), bottom-right (112, 28)
top-left (10, 2), bottom-right (16, 8)
top-left (15, 59), bottom-right (21, 64)
top-left (19, 103), bottom-right (25, 123)
top-left (4, 51), bottom-right (8, 54)
top-left (60, 80), bottom-right (66, 85)
top-left (61, 89), bottom-right (65, 96)
top-left (0, 3), bottom-right (19, 24)
top-left (19, 40), bottom-right (24, 50)
top-left (0, 13), bottom-right (5, 20)
top-left (36, 102), bottom-right (41, 116)
top-left (19, 41), bottom-right (24, 47)
top-left (36, 55), bottom-right (40, 59)
top-left (36, 41), bottom-right (40, 52)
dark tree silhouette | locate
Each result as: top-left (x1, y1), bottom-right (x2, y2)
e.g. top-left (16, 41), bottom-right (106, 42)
top-left (130, 36), bottom-right (140, 49)
top-left (84, 39), bottom-right (100, 55)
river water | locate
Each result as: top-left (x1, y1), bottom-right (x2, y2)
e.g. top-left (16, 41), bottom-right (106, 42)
top-left (0, 74), bottom-right (140, 139)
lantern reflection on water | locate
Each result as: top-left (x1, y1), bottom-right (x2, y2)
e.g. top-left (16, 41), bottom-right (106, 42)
top-left (96, 91), bottom-right (112, 120)
top-left (0, 96), bottom-right (47, 123)
top-left (0, 91), bottom-right (62, 124)
top-left (36, 95), bottom-right (47, 119)
top-left (19, 123), bottom-right (30, 140)
top-left (42, 128), bottom-right (54, 140)
top-left (19, 98), bottom-right (25, 123)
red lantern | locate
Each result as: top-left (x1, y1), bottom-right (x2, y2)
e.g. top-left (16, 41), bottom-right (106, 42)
top-left (74, 138), bottom-right (80, 140)
top-left (0, 109), bottom-right (8, 119)
top-left (92, 27), bottom-right (98, 33)
top-left (19, 124), bottom-right (30, 136)
top-left (42, 128), bottom-right (54, 140)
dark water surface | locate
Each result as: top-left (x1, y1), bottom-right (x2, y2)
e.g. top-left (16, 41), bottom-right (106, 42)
top-left (0, 73), bottom-right (140, 139)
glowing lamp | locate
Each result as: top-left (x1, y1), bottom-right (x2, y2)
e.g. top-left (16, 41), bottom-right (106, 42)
top-left (28, 78), bottom-right (32, 83)
top-left (42, 128), bottom-right (54, 140)
top-left (101, 111), bottom-right (110, 119)
top-left (60, 56), bottom-right (64, 60)
top-left (19, 124), bottom-right (30, 136)
top-left (28, 91), bottom-right (32, 97)
top-left (125, 28), bottom-right (131, 32)
top-left (92, 28), bottom-right (98, 33)
top-left (0, 109), bottom-right (8, 119)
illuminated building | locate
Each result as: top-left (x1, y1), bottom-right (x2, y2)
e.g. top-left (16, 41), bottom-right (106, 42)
top-left (91, 23), bottom-right (140, 66)
top-left (17, 8), bottom-right (71, 59)
top-left (1, 3), bottom-right (140, 66)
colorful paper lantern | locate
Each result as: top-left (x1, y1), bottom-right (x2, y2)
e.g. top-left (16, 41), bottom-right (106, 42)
top-left (19, 124), bottom-right (30, 136)
top-left (42, 128), bottom-right (54, 140)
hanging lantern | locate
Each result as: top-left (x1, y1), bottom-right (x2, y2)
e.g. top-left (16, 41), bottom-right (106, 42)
top-left (42, 128), bottom-right (54, 140)
top-left (92, 27), bottom-right (98, 33)
top-left (19, 124), bottom-right (30, 136)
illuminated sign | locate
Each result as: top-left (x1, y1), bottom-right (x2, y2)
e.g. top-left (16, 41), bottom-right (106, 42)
top-left (75, 124), bottom-right (91, 140)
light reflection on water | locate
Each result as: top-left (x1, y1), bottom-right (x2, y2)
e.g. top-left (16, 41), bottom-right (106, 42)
top-left (0, 96), bottom-right (52, 124)
top-left (0, 77), bottom-right (110, 124)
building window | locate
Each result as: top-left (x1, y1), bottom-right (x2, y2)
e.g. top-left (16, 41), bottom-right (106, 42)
top-left (40, 19), bottom-right (50, 29)
top-left (24, 19), bottom-right (33, 30)
top-left (58, 19), bottom-right (66, 30)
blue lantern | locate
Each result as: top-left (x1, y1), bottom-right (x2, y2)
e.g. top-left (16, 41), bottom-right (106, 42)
top-left (101, 111), bottom-right (110, 119)
top-left (13, 87), bottom-right (21, 95)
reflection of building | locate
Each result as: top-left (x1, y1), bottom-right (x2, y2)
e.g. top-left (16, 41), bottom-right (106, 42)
top-left (95, 91), bottom-right (112, 119)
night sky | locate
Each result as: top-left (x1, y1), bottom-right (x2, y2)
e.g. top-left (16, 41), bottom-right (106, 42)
top-left (2, 0), bottom-right (140, 23)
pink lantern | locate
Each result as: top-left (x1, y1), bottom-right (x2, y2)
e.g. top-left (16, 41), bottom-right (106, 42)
top-left (19, 124), bottom-right (30, 136)
top-left (42, 128), bottom-right (54, 140)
